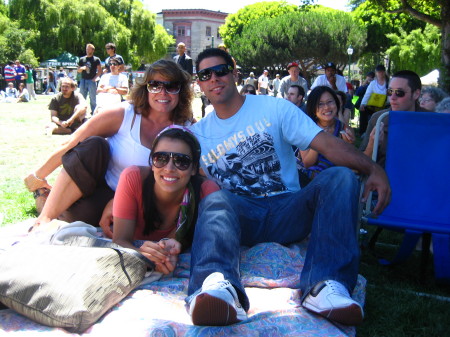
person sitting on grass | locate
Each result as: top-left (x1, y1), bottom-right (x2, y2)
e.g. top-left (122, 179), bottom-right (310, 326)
top-left (436, 97), bottom-right (450, 113)
top-left (16, 83), bottom-right (30, 103)
top-left (94, 56), bottom-right (129, 114)
top-left (239, 84), bottom-right (256, 95)
top-left (296, 86), bottom-right (355, 185)
top-left (113, 126), bottom-right (219, 274)
top-left (335, 90), bottom-right (352, 126)
top-left (419, 86), bottom-right (448, 112)
top-left (24, 60), bottom-right (194, 236)
top-left (45, 78), bottom-right (88, 135)
top-left (4, 82), bottom-right (18, 103)
top-left (185, 48), bottom-right (390, 327)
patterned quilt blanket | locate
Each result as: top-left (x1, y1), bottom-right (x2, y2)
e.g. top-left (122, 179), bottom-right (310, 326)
top-left (0, 220), bottom-right (365, 336)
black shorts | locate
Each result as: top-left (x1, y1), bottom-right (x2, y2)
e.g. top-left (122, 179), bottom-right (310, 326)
top-left (59, 136), bottom-right (115, 226)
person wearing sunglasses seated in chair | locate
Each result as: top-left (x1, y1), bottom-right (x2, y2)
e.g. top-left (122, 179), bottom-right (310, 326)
top-left (360, 70), bottom-right (428, 168)
top-left (94, 56), bottom-right (129, 114)
top-left (24, 60), bottom-right (195, 235)
top-left (113, 126), bottom-right (218, 274)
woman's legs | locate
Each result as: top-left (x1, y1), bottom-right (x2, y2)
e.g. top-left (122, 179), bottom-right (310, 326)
top-left (36, 168), bottom-right (83, 224)
top-left (34, 136), bottom-right (111, 226)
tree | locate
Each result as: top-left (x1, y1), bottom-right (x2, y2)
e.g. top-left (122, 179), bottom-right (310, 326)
top-left (225, 6), bottom-right (366, 83)
top-left (386, 24), bottom-right (441, 76)
top-left (6, 0), bottom-right (173, 68)
top-left (219, 1), bottom-right (299, 50)
top-left (369, 0), bottom-right (449, 91)
top-left (302, 0), bottom-right (450, 91)
top-left (0, 19), bottom-right (36, 64)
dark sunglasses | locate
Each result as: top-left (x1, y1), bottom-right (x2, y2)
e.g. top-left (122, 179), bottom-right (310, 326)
top-left (147, 80), bottom-right (181, 94)
top-left (151, 152), bottom-right (192, 171)
top-left (110, 63), bottom-right (119, 66)
top-left (245, 90), bottom-right (256, 94)
top-left (387, 88), bottom-right (408, 97)
top-left (197, 64), bottom-right (233, 82)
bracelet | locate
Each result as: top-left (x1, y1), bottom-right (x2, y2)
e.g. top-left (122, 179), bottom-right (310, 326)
top-left (33, 172), bottom-right (46, 182)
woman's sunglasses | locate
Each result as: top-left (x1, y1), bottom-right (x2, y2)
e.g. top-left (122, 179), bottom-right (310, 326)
top-left (151, 152), bottom-right (192, 171)
top-left (147, 80), bottom-right (181, 94)
top-left (387, 88), bottom-right (408, 97)
top-left (197, 64), bottom-right (234, 82)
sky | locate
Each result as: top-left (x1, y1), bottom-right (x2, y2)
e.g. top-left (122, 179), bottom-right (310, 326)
top-left (142, 0), bottom-right (350, 14)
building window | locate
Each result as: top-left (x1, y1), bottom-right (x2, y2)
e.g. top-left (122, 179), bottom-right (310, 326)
top-left (217, 28), bottom-right (220, 38)
top-left (206, 26), bottom-right (211, 36)
top-left (177, 26), bottom-right (185, 37)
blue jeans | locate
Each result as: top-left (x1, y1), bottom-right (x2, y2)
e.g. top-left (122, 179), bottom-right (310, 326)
top-left (187, 167), bottom-right (360, 311)
top-left (80, 78), bottom-right (97, 113)
top-left (44, 81), bottom-right (56, 94)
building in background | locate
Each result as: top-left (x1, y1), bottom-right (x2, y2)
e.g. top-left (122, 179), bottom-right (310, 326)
top-left (156, 9), bottom-right (227, 72)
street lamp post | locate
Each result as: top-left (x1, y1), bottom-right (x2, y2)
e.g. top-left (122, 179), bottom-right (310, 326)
top-left (347, 45), bottom-right (354, 81)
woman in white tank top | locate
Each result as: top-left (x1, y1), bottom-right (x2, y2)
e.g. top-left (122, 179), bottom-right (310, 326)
top-left (25, 59), bottom-right (195, 234)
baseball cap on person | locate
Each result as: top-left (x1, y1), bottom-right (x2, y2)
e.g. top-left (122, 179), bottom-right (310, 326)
top-left (109, 56), bottom-right (123, 65)
top-left (324, 62), bottom-right (336, 70)
top-left (287, 62), bottom-right (299, 70)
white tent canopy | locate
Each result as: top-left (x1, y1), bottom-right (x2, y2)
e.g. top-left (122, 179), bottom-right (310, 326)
top-left (420, 69), bottom-right (439, 85)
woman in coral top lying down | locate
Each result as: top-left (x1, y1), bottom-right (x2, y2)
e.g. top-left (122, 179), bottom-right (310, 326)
top-left (112, 125), bottom-right (219, 274)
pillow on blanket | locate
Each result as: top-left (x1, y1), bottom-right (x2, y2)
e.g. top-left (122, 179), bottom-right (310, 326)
top-left (0, 242), bottom-right (148, 333)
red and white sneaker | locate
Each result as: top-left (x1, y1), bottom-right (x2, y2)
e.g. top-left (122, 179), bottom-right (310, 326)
top-left (188, 272), bottom-right (247, 326)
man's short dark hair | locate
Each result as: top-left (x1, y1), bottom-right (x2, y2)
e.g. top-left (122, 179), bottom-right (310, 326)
top-left (392, 70), bottom-right (422, 92)
top-left (105, 42), bottom-right (116, 51)
top-left (289, 84), bottom-right (305, 97)
top-left (195, 48), bottom-right (234, 73)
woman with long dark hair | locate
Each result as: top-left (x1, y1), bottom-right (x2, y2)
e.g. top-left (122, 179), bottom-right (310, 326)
top-left (113, 126), bottom-right (219, 274)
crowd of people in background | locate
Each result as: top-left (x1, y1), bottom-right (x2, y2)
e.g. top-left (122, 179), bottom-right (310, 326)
top-left (10, 41), bottom-right (449, 329)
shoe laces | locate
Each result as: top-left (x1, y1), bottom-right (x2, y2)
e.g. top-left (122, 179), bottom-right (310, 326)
top-left (324, 280), bottom-right (350, 297)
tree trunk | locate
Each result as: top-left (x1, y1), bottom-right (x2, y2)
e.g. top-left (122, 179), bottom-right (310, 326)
top-left (439, 3), bottom-right (450, 93)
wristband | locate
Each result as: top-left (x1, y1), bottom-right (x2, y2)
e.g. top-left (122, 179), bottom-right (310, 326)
top-left (33, 172), bottom-right (46, 182)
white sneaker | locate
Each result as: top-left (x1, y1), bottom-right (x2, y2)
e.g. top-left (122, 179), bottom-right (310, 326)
top-left (302, 280), bottom-right (364, 325)
top-left (188, 272), bottom-right (247, 326)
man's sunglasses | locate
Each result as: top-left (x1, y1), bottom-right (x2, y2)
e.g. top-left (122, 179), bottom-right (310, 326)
top-left (151, 152), bottom-right (192, 171)
top-left (147, 80), bottom-right (181, 94)
top-left (197, 64), bottom-right (234, 82)
top-left (387, 88), bottom-right (408, 97)
top-left (110, 63), bottom-right (119, 66)
top-left (245, 90), bottom-right (256, 94)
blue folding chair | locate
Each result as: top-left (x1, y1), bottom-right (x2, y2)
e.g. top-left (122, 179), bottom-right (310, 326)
top-left (362, 110), bottom-right (450, 283)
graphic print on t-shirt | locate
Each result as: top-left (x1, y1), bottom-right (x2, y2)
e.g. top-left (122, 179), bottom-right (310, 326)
top-left (206, 131), bottom-right (287, 196)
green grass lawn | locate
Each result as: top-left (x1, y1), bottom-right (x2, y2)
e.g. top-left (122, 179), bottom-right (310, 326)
top-left (1, 94), bottom-right (449, 336)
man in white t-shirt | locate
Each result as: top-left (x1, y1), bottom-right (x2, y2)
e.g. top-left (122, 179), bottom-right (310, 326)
top-left (257, 70), bottom-right (269, 95)
top-left (95, 56), bottom-right (129, 114)
top-left (311, 62), bottom-right (347, 92)
top-left (186, 48), bottom-right (391, 328)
